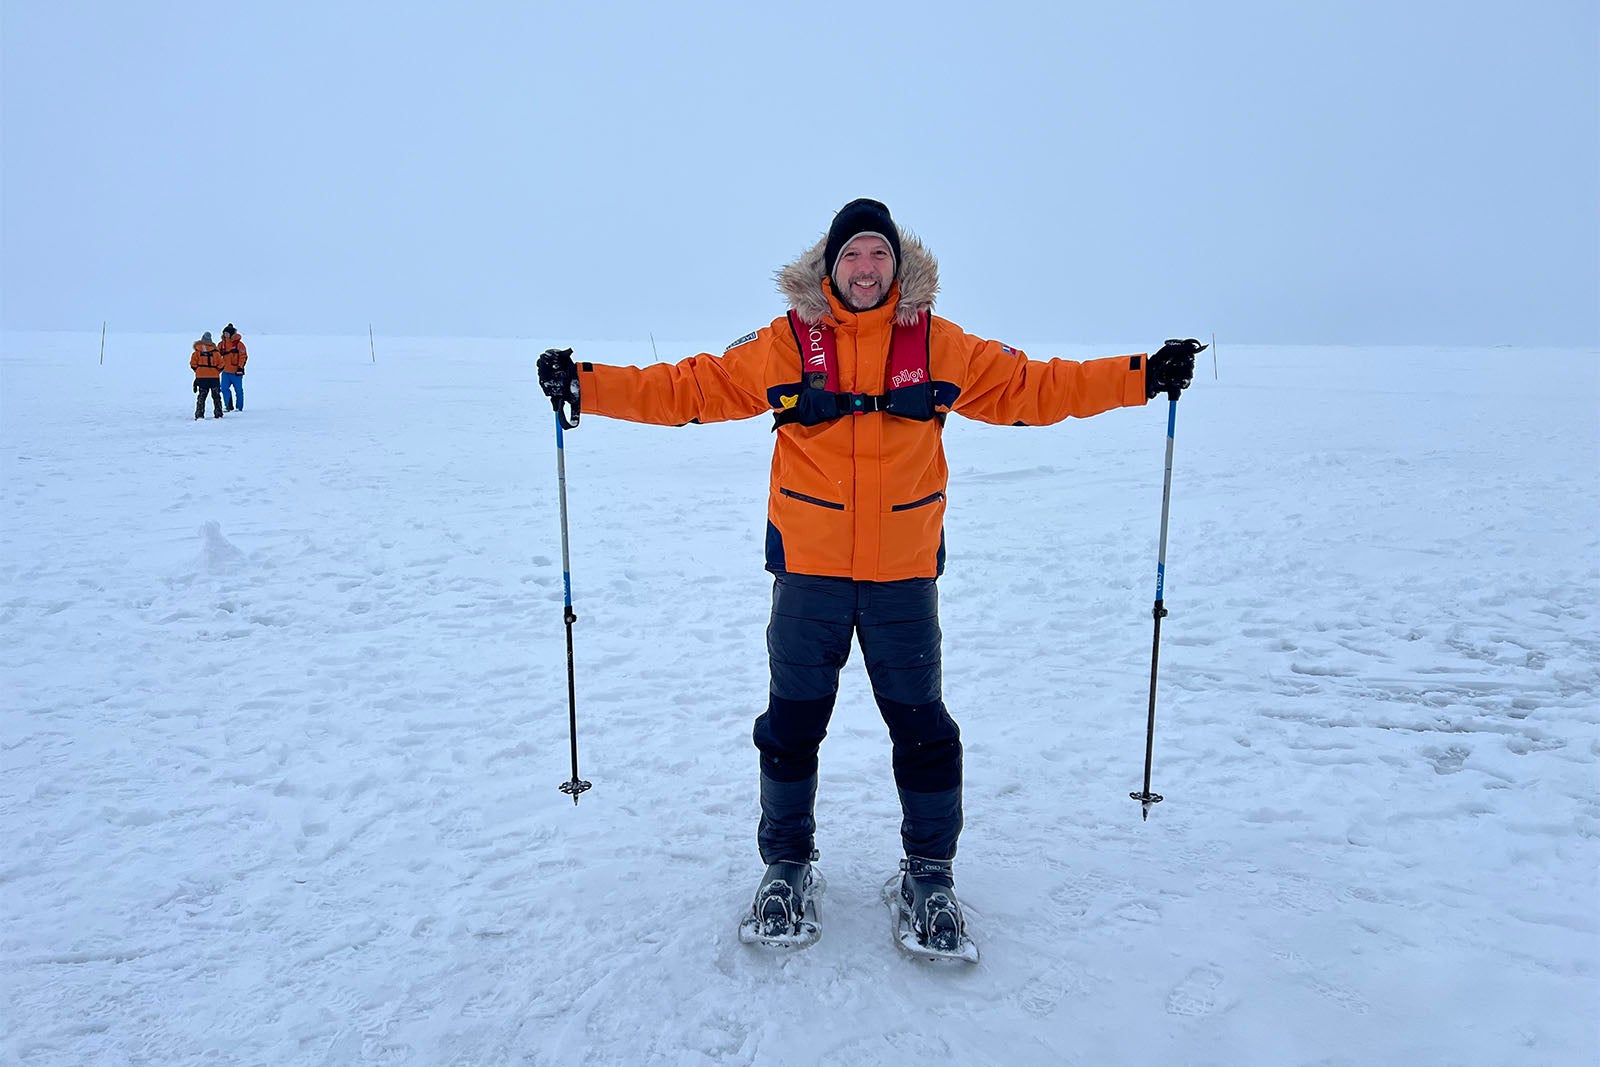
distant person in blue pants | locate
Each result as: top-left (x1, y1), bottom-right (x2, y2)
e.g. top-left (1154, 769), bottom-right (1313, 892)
top-left (218, 324), bottom-right (248, 411)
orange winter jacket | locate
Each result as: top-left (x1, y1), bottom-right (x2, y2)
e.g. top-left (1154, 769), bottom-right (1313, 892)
top-left (191, 340), bottom-right (222, 379)
top-left (576, 233), bottom-right (1150, 582)
top-left (218, 334), bottom-right (248, 374)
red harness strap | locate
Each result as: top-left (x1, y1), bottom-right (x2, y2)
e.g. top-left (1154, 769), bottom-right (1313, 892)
top-left (774, 310), bottom-right (933, 427)
top-left (789, 310), bottom-right (928, 394)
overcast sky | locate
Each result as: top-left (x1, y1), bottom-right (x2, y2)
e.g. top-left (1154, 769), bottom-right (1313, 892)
top-left (3, 1), bottom-right (1595, 347)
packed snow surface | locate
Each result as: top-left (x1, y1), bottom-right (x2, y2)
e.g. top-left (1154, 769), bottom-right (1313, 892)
top-left (3, 332), bottom-right (1596, 1065)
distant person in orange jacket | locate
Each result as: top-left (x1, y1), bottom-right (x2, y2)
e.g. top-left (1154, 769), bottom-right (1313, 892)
top-left (537, 199), bottom-right (1201, 958)
top-left (218, 324), bottom-right (248, 412)
top-left (191, 331), bottom-right (224, 419)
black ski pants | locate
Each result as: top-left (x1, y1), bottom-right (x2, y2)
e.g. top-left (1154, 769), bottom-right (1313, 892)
top-left (753, 572), bottom-right (963, 863)
top-left (195, 380), bottom-right (223, 418)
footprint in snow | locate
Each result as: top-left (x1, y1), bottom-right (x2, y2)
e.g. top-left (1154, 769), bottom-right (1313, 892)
top-left (1424, 744), bottom-right (1471, 774)
top-left (1166, 965), bottom-right (1225, 1017)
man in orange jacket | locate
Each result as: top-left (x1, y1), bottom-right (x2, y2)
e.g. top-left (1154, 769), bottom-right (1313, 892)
top-left (191, 331), bottom-right (224, 419)
top-left (217, 324), bottom-right (248, 412)
top-left (538, 199), bottom-right (1198, 957)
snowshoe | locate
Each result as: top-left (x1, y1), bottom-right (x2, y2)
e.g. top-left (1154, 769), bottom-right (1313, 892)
top-left (738, 859), bottom-right (824, 949)
top-left (884, 856), bottom-right (979, 964)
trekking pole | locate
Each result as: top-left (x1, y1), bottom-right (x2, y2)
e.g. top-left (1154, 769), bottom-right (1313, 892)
top-left (548, 362), bottom-right (592, 805)
top-left (1132, 340), bottom-right (1205, 820)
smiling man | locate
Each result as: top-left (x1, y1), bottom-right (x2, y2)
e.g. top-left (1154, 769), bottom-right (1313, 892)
top-left (828, 204), bottom-right (897, 311)
top-left (538, 198), bottom-right (1199, 960)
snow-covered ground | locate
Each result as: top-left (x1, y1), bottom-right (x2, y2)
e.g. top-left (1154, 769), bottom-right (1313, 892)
top-left (3, 331), bottom-right (1596, 1066)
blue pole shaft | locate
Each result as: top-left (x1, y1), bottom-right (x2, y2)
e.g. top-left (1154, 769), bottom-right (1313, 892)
top-left (1154, 398), bottom-right (1177, 602)
top-left (556, 418), bottom-right (574, 609)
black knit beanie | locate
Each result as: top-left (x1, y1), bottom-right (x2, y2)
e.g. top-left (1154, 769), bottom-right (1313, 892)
top-left (824, 198), bottom-right (901, 286)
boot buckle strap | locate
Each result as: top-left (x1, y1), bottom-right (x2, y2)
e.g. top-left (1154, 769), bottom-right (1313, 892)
top-left (902, 855), bottom-right (953, 878)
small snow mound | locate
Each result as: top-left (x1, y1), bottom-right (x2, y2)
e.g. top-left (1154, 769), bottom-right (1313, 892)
top-left (199, 520), bottom-right (247, 573)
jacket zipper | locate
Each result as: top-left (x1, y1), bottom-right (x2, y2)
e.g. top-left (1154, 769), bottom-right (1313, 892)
top-left (779, 488), bottom-right (846, 511)
top-left (891, 492), bottom-right (945, 512)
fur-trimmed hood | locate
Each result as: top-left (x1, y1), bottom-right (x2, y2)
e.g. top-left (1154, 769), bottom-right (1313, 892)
top-left (776, 228), bottom-right (940, 327)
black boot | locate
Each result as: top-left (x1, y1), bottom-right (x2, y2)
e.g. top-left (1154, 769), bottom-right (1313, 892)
top-left (740, 773), bottom-right (825, 947)
top-left (898, 855), bottom-right (965, 952)
top-left (752, 860), bottom-right (814, 936)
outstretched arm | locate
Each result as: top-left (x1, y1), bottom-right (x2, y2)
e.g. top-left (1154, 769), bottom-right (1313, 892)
top-left (940, 320), bottom-right (1148, 426)
top-left (559, 324), bottom-right (788, 427)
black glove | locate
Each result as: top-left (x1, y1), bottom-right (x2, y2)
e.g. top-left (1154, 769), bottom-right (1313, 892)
top-left (1146, 338), bottom-right (1206, 400)
top-left (537, 347), bottom-right (578, 401)
top-left (193, 380), bottom-right (200, 393)
top-left (538, 347), bottom-right (581, 428)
